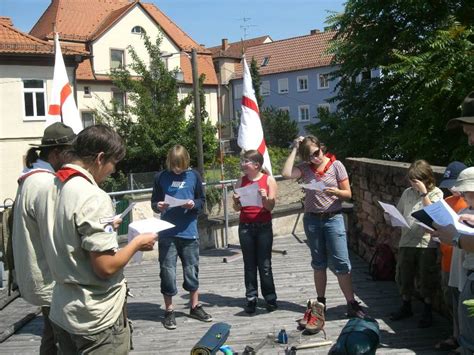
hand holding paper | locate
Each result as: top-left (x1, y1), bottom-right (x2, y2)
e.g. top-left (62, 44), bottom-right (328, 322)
top-left (164, 194), bottom-right (191, 208)
top-left (300, 180), bottom-right (326, 191)
top-left (234, 183), bottom-right (263, 207)
top-left (378, 201), bottom-right (410, 228)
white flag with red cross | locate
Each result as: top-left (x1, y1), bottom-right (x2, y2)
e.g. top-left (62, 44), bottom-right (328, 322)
top-left (237, 56), bottom-right (272, 175)
top-left (46, 33), bottom-right (83, 133)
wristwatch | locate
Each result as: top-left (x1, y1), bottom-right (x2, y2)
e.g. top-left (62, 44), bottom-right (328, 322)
top-left (452, 232), bottom-right (463, 249)
top-left (420, 192), bottom-right (428, 197)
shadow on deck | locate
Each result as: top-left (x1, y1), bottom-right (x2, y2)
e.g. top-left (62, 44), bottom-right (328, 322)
top-left (0, 234), bottom-right (451, 354)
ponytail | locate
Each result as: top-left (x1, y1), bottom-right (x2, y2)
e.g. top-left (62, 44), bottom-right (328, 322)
top-left (25, 148), bottom-right (39, 168)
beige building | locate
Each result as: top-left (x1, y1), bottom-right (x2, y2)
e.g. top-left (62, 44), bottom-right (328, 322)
top-left (30, 0), bottom-right (218, 128)
top-left (0, 17), bottom-right (87, 202)
top-left (209, 36), bottom-right (272, 139)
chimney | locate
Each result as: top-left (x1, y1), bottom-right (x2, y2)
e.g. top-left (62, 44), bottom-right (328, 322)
top-left (0, 17), bottom-right (13, 27)
top-left (310, 29), bottom-right (320, 35)
top-left (221, 38), bottom-right (229, 51)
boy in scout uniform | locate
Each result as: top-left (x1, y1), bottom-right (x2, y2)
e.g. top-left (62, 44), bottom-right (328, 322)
top-left (48, 125), bottom-right (157, 354)
top-left (12, 122), bottom-right (76, 354)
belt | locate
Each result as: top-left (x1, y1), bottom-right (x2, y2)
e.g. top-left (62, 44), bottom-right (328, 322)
top-left (468, 270), bottom-right (474, 277)
top-left (309, 210), bottom-right (342, 219)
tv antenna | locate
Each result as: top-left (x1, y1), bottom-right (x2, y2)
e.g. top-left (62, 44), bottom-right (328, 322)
top-left (238, 17), bottom-right (257, 40)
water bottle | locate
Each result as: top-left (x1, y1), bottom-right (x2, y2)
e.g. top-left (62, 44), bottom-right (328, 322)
top-left (277, 328), bottom-right (288, 344)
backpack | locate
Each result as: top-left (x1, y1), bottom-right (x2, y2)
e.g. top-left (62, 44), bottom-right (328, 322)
top-left (329, 318), bottom-right (380, 355)
top-left (1, 199), bottom-right (16, 295)
top-left (368, 243), bottom-right (396, 281)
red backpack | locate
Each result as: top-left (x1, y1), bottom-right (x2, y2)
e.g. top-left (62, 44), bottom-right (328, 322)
top-left (368, 243), bottom-right (396, 281)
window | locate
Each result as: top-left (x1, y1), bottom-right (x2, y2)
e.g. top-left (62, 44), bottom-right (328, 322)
top-left (234, 84), bottom-right (243, 100)
top-left (279, 106), bottom-right (290, 114)
top-left (261, 56), bottom-right (270, 67)
top-left (298, 105), bottom-right (310, 122)
top-left (83, 86), bottom-right (91, 97)
top-left (318, 73), bottom-right (329, 89)
top-left (81, 111), bottom-right (95, 128)
top-left (112, 91), bottom-right (125, 111)
top-left (361, 69), bottom-right (372, 81)
top-left (297, 76), bottom-right (308, 92)
top-left (278, 78), bottom-right (288, 94)
top-left (110, 49), bottom-right (124, 69)
top-left (23, 79), bottom-right (46, 120)
top-left (131, 26), bottom-right (145, 34)
top-left (317, 103), bottom-right (330, 117)
top-left (261, 81), bottom-right (270, 96)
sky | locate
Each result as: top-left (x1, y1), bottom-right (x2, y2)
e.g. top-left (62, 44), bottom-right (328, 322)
top-left (0, 0), bottom-right (346, 47)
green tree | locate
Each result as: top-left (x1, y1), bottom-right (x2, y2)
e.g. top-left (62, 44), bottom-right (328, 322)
top-left (308, 1), bottom-right (474, 165)
top-left (250, 57), bottom-right (263, 109)
top-left (261, 107), bottom-right (299, 148)
top-left (96, 33), bottom-right (218, 172)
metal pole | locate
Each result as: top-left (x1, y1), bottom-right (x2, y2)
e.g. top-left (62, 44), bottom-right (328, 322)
top-left (216, 72), bottom-right (225, 181)
top-left (191, 49), bottom-right (204, 178)
top-left (223, 184), bottom-right (229, 247)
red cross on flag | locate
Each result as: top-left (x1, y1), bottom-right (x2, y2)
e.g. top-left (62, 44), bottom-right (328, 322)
top-left (237, 56), bottom-right (272, 175)
top-left (46, 33), bottom-right (83, 133)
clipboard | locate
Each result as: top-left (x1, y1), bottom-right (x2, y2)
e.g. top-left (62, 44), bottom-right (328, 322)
top-left (411, 209), bottom-right (436, 230)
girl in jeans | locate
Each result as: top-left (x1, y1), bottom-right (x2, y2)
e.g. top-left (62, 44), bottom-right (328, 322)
top-left (151, 145), bottom-right (211, 330)
top-left (282, 135), bottom-right (366, 319)
top-left (233, 150), bottom-right (278, 314)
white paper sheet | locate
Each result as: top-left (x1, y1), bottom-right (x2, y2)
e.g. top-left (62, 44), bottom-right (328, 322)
top-left (116, 202), bottom-right (136, 220)
top-left (378, 201), bottom-right (410, 228)
top-left (164, 194), bottom-right (190, 208)
top-left (127, 218), bottom-right (175, 264)
top-left (300, 180), bottom-right (326, 191)
top-left (423, 200), bottom-right (474, 235)
top-left (234, 183), bottom-right (263, 207)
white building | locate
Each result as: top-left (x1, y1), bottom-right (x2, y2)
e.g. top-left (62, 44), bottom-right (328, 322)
top-left (0, 17), bottom-right (87, 201)
top-left (30, 0), bottom-right (218, 128)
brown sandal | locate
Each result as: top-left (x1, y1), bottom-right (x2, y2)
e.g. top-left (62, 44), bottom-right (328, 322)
top-left (434, 336), bottom-right (458, 351)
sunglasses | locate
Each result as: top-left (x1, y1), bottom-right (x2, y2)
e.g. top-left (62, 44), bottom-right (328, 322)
top-left (309, 149), bottom-right (321, 160)
top-left (240, 159), bottom-right (257, 165)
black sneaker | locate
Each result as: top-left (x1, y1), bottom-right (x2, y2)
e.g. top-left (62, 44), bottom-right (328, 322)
top-left (390, 303), bottom-right (413, 321)
top-left (418, 310), bottom-right (433, 328)
top-left (190, 304), bottom-right (213, 322)
top-left (163, 310), bottom-right (176, 330)
top-left (265, 299), bottom-right (278, 312)
top-left (347, 300), bottom-right (367, 319)
top-left (244, 299), bottom-right (257, 314)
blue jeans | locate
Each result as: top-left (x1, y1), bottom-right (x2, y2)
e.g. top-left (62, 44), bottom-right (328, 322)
top-left (303, 213), bottom-right (351, 274)
top-left (238, 221), bottom-right (277, 302)
top-left (159, 237), bottom-right (199, 296)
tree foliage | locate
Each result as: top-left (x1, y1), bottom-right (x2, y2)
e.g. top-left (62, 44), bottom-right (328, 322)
top-left (96, 33), bottom-right (218, 172)
top-left (261, 107), bottom-right (299, 148)
top-left (307, 1), bottom-right (474, 165)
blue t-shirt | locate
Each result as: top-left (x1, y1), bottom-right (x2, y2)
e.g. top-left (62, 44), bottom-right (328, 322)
top-left (150, 169), bottom-right (205, 239)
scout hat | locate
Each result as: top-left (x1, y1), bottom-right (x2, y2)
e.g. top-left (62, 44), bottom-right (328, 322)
top-left (446, 91), bottom-right (474, 129)
top-left (439, 161), bottom-right (467, 189)
top-left (29, 122), bottom-right (76, 148)
top-left (452, 167), bottom-right (474, 192)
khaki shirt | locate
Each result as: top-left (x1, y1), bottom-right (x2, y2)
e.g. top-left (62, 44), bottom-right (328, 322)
top-left (397, 187), bottom-right (443, 248)
top-left (12, 163), bottom-right (56, 306)
top-left (49, 164), bottom-right (125, 335)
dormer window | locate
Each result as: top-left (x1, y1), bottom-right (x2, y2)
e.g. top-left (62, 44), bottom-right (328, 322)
top-left (261, 56), bottom-right (270, 67)
top-left (131, 26), bottom-right (145, 34)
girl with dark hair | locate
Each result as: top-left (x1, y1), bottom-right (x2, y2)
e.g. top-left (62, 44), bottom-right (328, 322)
top-left (49, 125), bottom-right (157, 354)
top-left (387, 159), bottom-right (443, 328)
top-left (282, 135), bottom-right (366, 331)
top-left (233, 149), bottom-right (278, 314)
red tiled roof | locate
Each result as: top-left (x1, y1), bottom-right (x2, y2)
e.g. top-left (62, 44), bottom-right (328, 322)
top-left (209, 35), bottom-right (272, 59)
top-left (0, 21), bottom-right (87, 56)
top-left (179, 53), bottom-right (217, 85)
top-left (0, 17), bottom-right (13, 27)
top-left (31, 0), bottom-right (216, 85)
top-left (233, 31), bottom-right (336, 79)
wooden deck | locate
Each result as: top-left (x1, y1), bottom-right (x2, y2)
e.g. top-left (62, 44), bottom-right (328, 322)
top-left (0, 233), bottom-right (451, 354)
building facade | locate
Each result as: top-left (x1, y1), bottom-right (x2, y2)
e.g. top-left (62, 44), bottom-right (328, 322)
top-left (0, 17), bottom-right (87, 201)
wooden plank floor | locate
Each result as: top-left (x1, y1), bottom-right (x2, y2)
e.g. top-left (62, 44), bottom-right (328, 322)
top-left (0, 234), bottom-right (451, 354)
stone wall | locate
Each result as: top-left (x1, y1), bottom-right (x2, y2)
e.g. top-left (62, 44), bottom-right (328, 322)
top-left (345, 157), bottom-right (445, 260)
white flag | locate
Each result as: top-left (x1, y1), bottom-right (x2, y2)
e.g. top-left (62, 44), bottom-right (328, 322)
top-left (237, 56), bottom-right (272, 175)
top-left (46, 33), bottom-right (83, 133)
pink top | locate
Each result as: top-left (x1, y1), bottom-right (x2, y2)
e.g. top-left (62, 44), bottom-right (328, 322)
top-left (297, 159), bottom-right (348, 213)
top-left (239, 174), bottom-right (272, 223)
